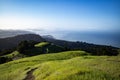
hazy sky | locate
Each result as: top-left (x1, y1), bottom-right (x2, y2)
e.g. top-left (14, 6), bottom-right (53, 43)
top-left (0, 0), bottom-right (120, 32)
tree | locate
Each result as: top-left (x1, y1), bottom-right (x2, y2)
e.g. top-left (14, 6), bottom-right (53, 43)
top-left (17, 40), bottom-right (28, 53)
top-left (17, 40), bottom-right (37, 53)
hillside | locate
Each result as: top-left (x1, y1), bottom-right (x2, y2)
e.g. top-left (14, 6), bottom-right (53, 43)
top-left (0, 51), bottom-right (119, 80)
top-left (0, 42), bottom-right (66, 64)
top-left (44, 37), bottom-right (119, 55)
top-left (0, 34), bottom-right (45, 50)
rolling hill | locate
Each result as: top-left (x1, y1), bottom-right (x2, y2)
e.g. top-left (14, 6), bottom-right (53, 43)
top-left (0, 51), bottom-right (120, 80)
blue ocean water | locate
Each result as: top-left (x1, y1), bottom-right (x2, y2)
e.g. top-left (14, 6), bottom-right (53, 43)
top-left (61, 31), bottom-right (120, 48)
top-left (32, 30), bottom-right (120, 48)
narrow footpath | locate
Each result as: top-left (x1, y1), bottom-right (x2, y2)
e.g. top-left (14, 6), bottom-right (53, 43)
top-left (23, 68), bottom-right (37, 80)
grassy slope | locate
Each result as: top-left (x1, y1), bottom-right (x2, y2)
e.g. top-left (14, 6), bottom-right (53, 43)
top-left (0, 51), bottom-right (120, 80)
top-left (3, 51), bottom-right (26, 59)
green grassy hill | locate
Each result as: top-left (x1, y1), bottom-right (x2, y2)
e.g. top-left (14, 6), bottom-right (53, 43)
top-left (0, 51), bottom-right (120, 80)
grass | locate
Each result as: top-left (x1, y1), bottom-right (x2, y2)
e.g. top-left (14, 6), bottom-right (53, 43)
top-left (33, 56), bottom-right (120, 80)
top-left (35, 42), bottom-right (49, 47)
top-left (0, 51), bottom-right (120, 80)
top-left (3, 51), bottom-right (26, 59)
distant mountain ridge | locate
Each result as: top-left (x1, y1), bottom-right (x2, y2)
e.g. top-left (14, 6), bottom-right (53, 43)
top-left (0, 29), bottom-right (32, 38)
top-left (0, 34), bottom-right (45, 50)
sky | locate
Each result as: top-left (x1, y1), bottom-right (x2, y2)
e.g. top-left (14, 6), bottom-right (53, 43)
top-left (0, 0), bottom-right (120, 32)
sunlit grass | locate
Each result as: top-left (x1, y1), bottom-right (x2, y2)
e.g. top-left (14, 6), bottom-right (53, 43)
top-left (0, 51), bottom-right (120, 80)
top-left (3, 51), bottom-right (26, 59)
top-left (33, 56), bottom-right (120, 80)
top-left (35, 42), bottom-right (49, 47)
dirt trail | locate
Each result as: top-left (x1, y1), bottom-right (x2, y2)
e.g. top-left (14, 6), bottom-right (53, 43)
top-left (23, 68), bottom-right (37, 80)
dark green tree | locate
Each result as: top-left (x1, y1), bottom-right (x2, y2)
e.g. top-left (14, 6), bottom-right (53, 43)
top-left (17, 40), bottom-right (28, 53)
top-left (17, 40), bottom-right (37, 54)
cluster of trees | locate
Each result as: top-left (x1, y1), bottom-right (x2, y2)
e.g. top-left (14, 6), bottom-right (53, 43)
top-left (77, 45), bottom-right (118, 56)
top-left (17, 40), bottom-right (38, 53)
top-left (67, 42), bottom-right (118, 56)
